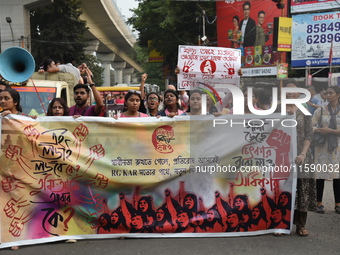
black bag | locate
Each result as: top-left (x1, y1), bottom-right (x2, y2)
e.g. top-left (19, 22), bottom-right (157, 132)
top-left (312, 108), bottom-right (325, 145)
top-left (313, 133), bottom-right (325, 144)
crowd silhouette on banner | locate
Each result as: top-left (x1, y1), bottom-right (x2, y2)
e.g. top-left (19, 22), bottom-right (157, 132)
top-left (96, 182), bottom-right (291, 234)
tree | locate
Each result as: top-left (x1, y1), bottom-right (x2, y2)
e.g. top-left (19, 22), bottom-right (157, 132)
top-left (128, 0), bottom-right (216, 84)
top-left (30, 0), bottom-right (87, 65)
top-left (30, 0), bottom-right (104, 85)
top-left (134, 45), bottom-right (165, 90)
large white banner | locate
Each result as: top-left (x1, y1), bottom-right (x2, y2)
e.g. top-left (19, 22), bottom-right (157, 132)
top-left (1, 115), bottom-right (296, 249)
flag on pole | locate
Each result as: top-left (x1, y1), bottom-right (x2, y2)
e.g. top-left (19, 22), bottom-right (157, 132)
top-left (328, 41), bottom-right (333, 65)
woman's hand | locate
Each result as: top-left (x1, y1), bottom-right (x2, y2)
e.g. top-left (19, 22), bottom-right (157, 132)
top-left (295, 154), bottom-right (306, 166)
top-left (167, 112), bottom-right (177, 118)
top-left (174, 66), bottom-right (180, 75)
top-left (317, 127), bottom-right (333, 135)
top-left (141, 73), bottom-right (148, 82)
top-left (1, 110), bottom-right (11, 117)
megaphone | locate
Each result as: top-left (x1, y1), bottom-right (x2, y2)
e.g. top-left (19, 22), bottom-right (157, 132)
top-left (0, 47), bottom-right (35, 83)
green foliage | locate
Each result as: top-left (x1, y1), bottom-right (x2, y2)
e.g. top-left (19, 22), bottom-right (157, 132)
top-left (128, 0), bottom-right (216, 83)
top-left (133, 45), bottom-right (164, 90)
top-left (30, 0), bottom-right (88, 66)
top-left (30, 0), bottom-right (103, 85)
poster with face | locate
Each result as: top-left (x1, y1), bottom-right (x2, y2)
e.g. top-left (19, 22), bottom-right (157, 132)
top-left (216, 0), bottom-right (286, 50)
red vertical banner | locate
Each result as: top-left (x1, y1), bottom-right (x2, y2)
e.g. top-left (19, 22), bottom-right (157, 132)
top-left (307, 74), bottom-right (312, 87)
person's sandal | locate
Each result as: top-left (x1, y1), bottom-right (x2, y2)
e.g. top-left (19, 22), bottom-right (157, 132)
top-left (296, 226), bottom-right (308, 237)
top-left (316, 205), bottom-right (325, 214)
top-left (65, 239), bottom-right (77, 243)
top-left (335, 205), bottom-right (340, 214)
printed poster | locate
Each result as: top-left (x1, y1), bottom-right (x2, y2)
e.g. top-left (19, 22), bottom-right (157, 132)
top-left (216, 0), bottom-right (286, 72)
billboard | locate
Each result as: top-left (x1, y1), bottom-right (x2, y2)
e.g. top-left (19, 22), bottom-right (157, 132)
top-left (291, 0), bottom-right (340, 14)
top-left (275, 17), bottom-right (292, 52)
top-left (216, 0), bottom-right (286, 71)
top-left (291, 11), bottom-right (340, 67)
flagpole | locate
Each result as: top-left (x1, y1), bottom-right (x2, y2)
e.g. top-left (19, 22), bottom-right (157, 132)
top-left (328, 41), bottom-right (333, 87)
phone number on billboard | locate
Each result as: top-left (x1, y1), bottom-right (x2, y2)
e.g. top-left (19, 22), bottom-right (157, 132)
top-left (306, 22), bottom-right (340, 44)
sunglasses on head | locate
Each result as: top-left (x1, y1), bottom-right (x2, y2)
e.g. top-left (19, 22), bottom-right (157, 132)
top-left (129, 89), bottom-right (141, 94)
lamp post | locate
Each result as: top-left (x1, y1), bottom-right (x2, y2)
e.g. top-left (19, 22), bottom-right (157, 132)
top-left (6, 17), bottom-right (15, 46)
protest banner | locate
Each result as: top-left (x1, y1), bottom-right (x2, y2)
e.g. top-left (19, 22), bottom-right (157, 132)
top-left (1, 115), bottom-right (296, 248)
top-left (177, 45), bottom-right (241, 91)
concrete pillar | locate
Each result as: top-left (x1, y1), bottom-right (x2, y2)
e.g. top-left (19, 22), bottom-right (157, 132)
top-left (123, 68), bottom-right (134, 84)
top-left (97, 53), bottom-right (115, 86)
top-left (85, 40), bottom-right (99, 55)
top-left (114, 69), bottom-right (123, 84)
top-left (131, 73), bottom-right (138, 84)
top-left (111, 62), bottom-right (126, 84)
top-left (0, 0), bottom-right (52, 52)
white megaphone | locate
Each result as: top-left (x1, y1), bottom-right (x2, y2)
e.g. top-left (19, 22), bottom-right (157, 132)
top-left (0, 47), bottom-right (35, 83)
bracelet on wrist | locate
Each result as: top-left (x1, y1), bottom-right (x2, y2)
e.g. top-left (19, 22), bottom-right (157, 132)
top-left (299, 153), bottom-right (306, 157)
top-left (89, 84), bottom-right (95, 87)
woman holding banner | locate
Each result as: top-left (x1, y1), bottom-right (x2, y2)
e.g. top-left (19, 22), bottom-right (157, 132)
top-left (0, 88), bottom-right (26, 117)
top-left (47, 98), bottom-right (70, 116)
top-left (313, 86), bottom-right (340, 214)
top-left (282, 80), bottom-right (315, 237)
top-left (118, 90), bottom-right (148, 118)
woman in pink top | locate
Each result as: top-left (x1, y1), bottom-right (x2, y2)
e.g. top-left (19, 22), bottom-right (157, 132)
top-left (119, 90), bottom-right (148, 118)
top-left (115, 94), bottom-right (125, 105)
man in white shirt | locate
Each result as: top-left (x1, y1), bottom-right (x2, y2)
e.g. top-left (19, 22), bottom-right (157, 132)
top-left (44, 52), bottom-right (83, 84)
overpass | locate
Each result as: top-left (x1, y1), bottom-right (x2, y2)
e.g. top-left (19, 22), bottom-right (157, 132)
top-left (0, 0), bottom-right (143, 85)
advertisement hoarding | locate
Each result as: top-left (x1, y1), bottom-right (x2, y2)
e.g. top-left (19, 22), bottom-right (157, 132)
top-left (216, 0), bottom-right (286, 75)
top-left (291, 11), bottom-right (340, 67)
top-left (291, 0), bottom-right (340, 14)
top-left (276, 17), bottom-right (292, 52)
